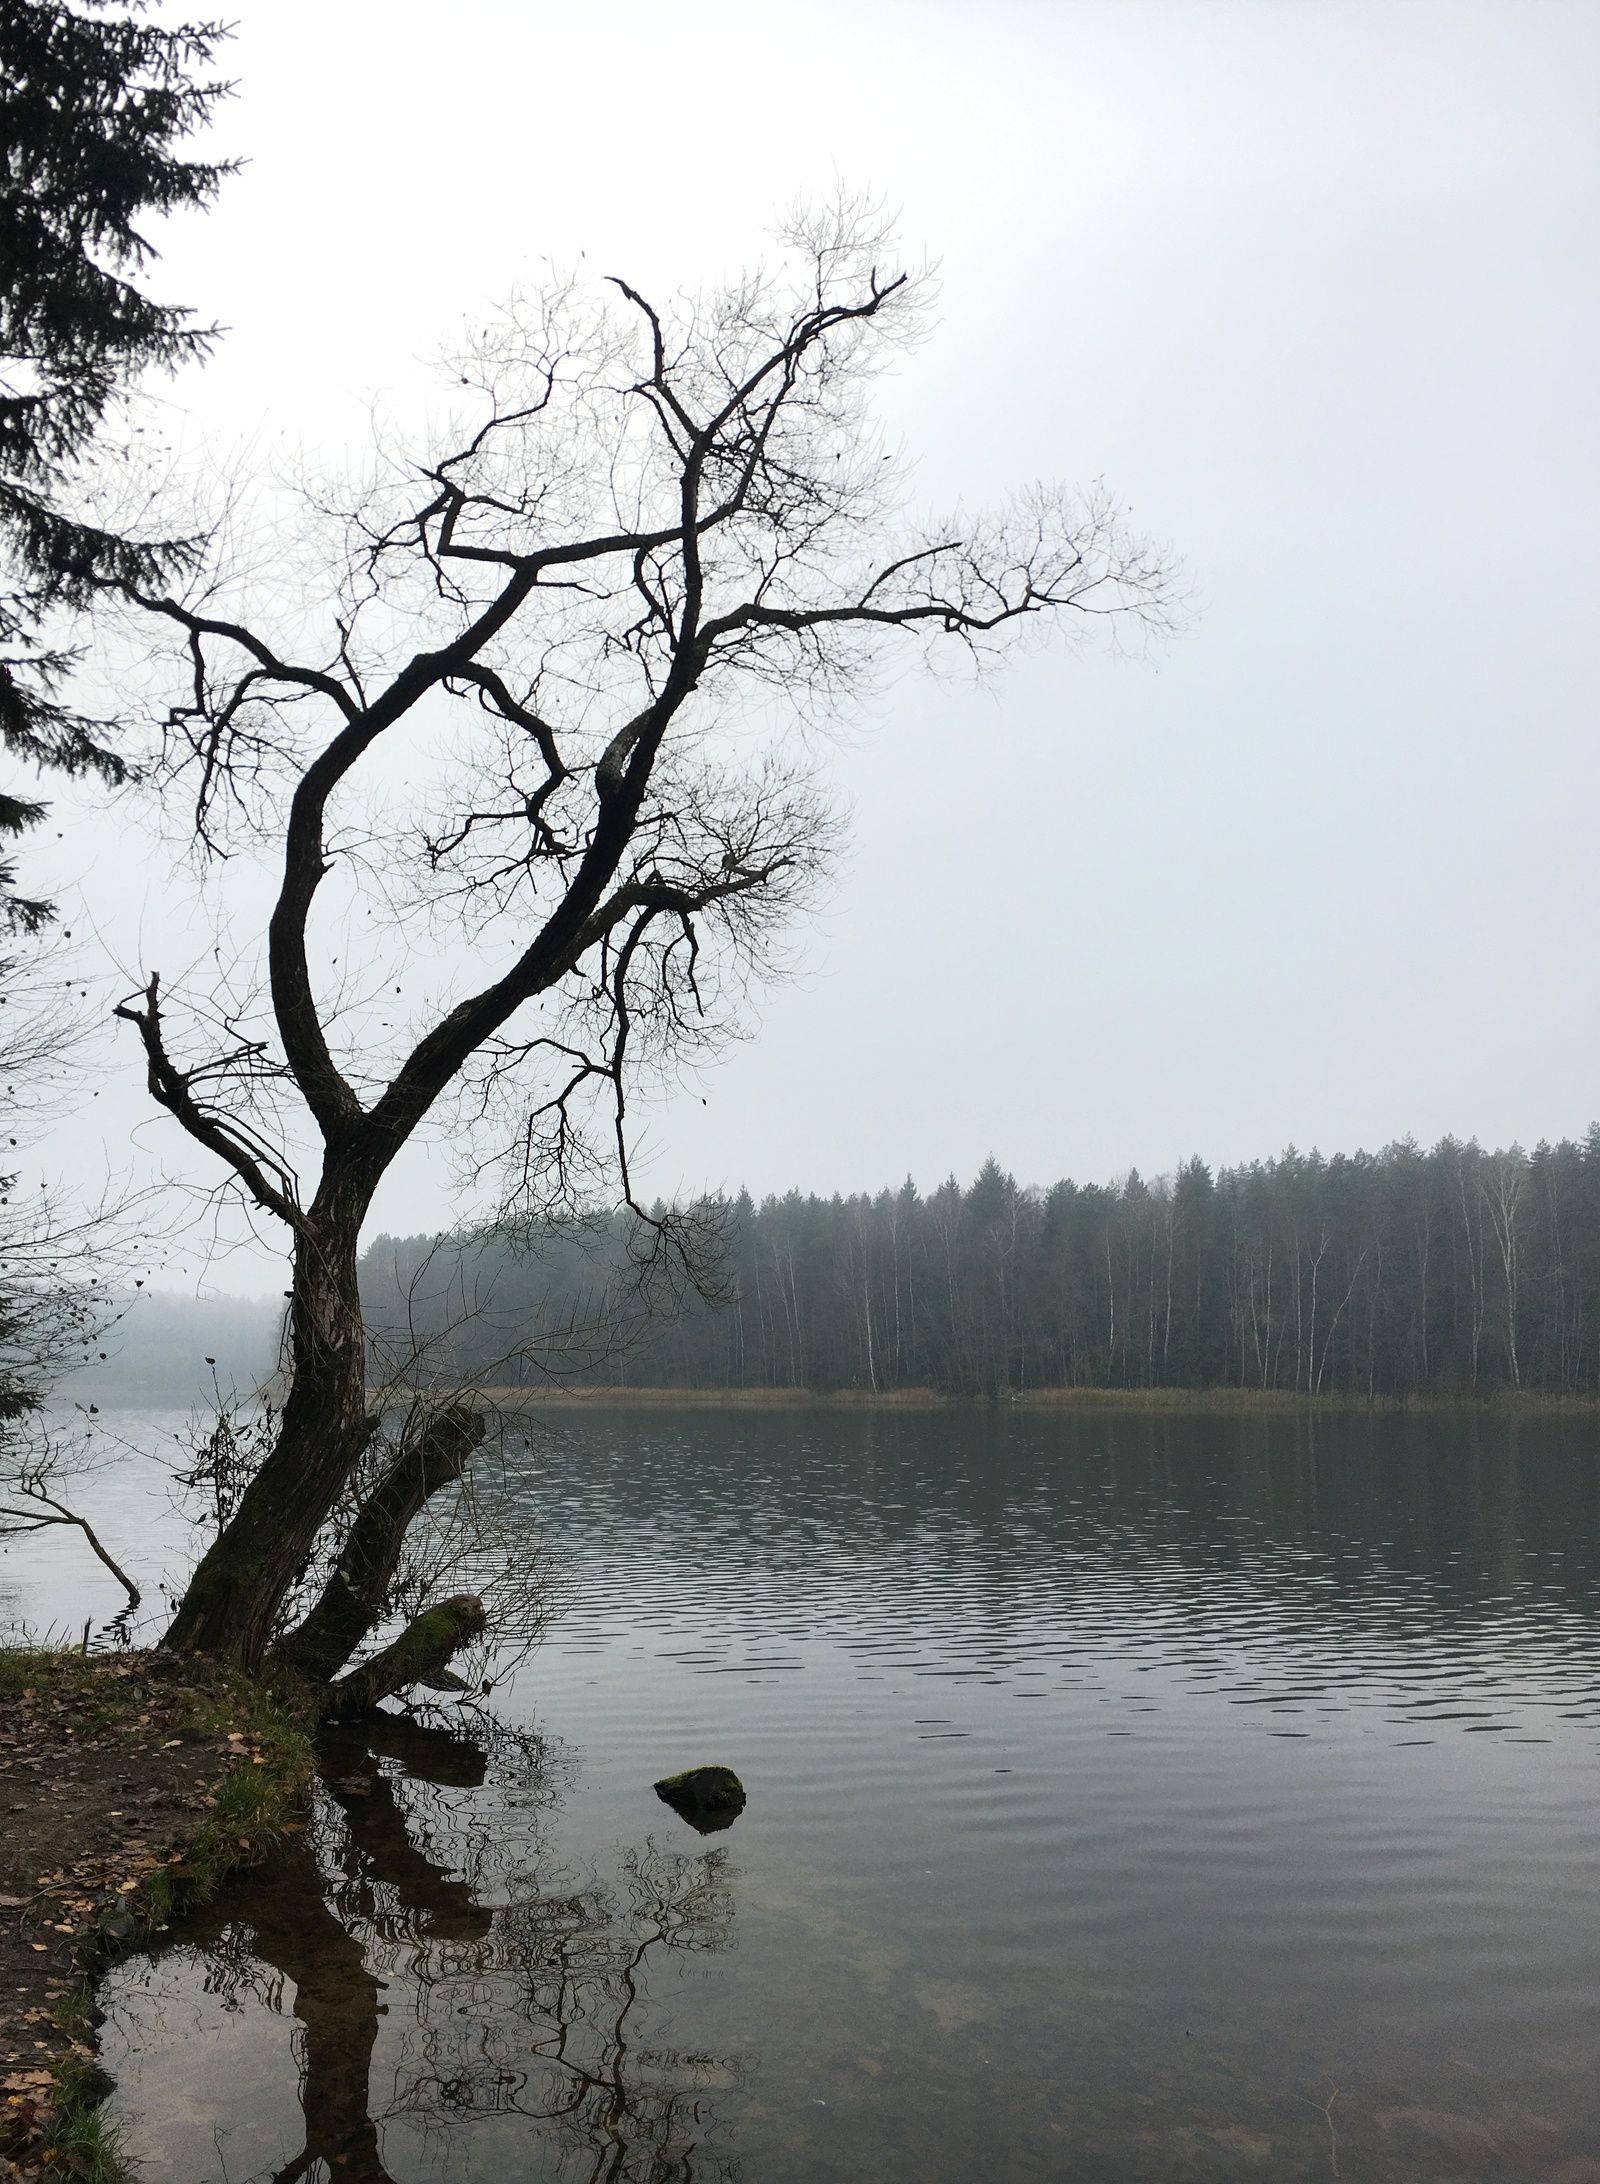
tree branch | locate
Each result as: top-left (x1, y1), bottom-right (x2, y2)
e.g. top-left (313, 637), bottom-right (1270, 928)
top-left (272, 1403), bottom-right (486, 1684)
top-left (113, 973), bottom-right (306, 1230)
top-left (0, 1487), bottom-right (140, 1610)
top-left (318, 1593), bottom-right (487, 1720)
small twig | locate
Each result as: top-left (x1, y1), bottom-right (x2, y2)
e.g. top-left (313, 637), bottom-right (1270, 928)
top-left (1296, 2084), bottom-right (1339, 2178)
top-left (0, 1491), bottom-right (142, 1609)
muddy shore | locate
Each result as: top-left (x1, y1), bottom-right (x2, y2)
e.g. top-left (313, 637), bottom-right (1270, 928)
top-left (0, 1649), bottom-right (309, 2179)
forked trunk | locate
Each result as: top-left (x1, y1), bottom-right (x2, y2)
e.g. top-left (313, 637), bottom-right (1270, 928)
top-left (272, 1404), bottom-right (487, 1685)
top-left (165, 1205), bottom-right (372, 1670)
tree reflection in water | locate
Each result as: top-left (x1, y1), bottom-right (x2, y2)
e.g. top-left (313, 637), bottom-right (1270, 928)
top-left (148, 1710), bottom-right (745, 2183)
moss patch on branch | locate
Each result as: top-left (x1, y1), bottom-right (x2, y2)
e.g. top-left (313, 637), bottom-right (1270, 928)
top-left (320, 1593), bottom-right (487, 1721)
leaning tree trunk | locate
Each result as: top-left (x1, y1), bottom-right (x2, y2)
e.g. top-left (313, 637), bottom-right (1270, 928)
top-left (165, 1196), bottom-right (373, 1670)
top-left (271, 1403), bottom-right (486, 1685)
top-left (319, 1594), bottom-right (488, 1721)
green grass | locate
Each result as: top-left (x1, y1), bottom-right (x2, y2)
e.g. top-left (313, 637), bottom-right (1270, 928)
top-left (0, 1644), bottom-right (313, 1917)
top-left (141, 1674), bottom-right (313, 1924)
top-left (36, 2047), bottom-right (132, 2184)
top-left (0, 1642), bottom-right (113, 1704)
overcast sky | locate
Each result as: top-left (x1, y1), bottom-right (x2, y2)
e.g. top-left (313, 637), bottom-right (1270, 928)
top-left (33, 0), bottom-right (1600, 1288)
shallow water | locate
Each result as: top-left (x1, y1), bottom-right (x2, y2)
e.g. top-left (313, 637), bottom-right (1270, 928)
top-left (39, 1408), bottom-right (1600, 2178)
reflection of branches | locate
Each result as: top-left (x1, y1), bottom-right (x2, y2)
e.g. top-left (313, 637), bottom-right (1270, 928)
top-left (146, 1710), bottom-right (744, 2182)
top-left (394, 1841), bottom-right (744, 2183)
top-left (165, 1818), bottom-right (399, 2184)
top-left (1297, 2084), bottom-right (1340, 2180)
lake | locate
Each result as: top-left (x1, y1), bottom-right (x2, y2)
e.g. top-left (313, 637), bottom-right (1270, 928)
top-left (9, 1404), bottom-right (1600, 2180)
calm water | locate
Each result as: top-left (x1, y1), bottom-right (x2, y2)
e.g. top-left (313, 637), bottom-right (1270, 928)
top-left (21, 1406), bottom-right (1600, 2180)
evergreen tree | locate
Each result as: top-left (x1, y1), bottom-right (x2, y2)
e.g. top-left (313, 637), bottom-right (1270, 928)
top-left (0, 0), bottom-right (232, 926)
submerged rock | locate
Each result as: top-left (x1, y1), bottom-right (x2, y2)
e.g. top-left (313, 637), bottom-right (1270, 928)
top-left (653, 1764), bottom-right (747, 1833)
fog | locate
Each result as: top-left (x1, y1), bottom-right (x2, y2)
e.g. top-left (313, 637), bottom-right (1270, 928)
top-left (26, 0), bottom-right (1600, 1293)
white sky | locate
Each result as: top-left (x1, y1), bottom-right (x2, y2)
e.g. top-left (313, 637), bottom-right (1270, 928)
top-left (29, 0), bottom-right (1600, 1291)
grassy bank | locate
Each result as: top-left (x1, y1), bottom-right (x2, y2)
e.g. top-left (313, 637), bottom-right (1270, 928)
top-left (0, 1646), bottom-right (312, 2182)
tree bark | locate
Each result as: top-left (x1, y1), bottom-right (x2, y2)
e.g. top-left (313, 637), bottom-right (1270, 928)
top-left (272, 1403), bottom-right (486, 1685)
top-left (319, 1594), bottom-right (487, 1722)
top-left (165, 1200), bottom-right (374, 1670)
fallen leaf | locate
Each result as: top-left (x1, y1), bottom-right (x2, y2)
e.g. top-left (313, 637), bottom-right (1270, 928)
top-left (0, 1894), bottom-right (26, 1907)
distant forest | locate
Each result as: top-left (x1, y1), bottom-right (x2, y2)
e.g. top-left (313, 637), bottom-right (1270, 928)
top-left (358, 1132), bottom-right (1600, 1401)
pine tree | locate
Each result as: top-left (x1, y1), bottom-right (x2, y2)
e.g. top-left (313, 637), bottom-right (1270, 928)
top-left (0, 0), bottom-right (232, 926)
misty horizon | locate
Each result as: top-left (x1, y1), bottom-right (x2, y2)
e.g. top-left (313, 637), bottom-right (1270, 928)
top-left (15, 0), bottom-right (1596, 1286)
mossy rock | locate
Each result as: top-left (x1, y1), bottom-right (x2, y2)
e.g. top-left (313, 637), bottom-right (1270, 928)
top-left (653, 1764), bottom-right (746, 1833)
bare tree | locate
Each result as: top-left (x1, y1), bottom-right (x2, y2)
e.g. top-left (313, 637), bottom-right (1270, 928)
top-left (1483, 1143), bottom-right (1529, 1389)
top-left (0, 939), bottom-right (106, 1413)
top-left (0, 937), bottom-right (151, 1619)
top-left (103, 201), bottom-right (1179, 1683)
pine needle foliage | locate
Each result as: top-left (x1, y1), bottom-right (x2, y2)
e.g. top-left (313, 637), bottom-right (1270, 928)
top-left (0, 0), bottom-right (233, 925)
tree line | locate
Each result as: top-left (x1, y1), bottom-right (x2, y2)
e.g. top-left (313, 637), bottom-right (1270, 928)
top-left (4, 0), bottom-right (1177, 1687)
top-left (360, 1132), bottom-right (1600, 1401)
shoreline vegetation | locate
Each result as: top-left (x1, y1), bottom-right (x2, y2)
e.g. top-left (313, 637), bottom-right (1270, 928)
top-left (0, 1648), bottom-right (310, 2182)
top-left (469, 1383), bottom-right (1600, 1416)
